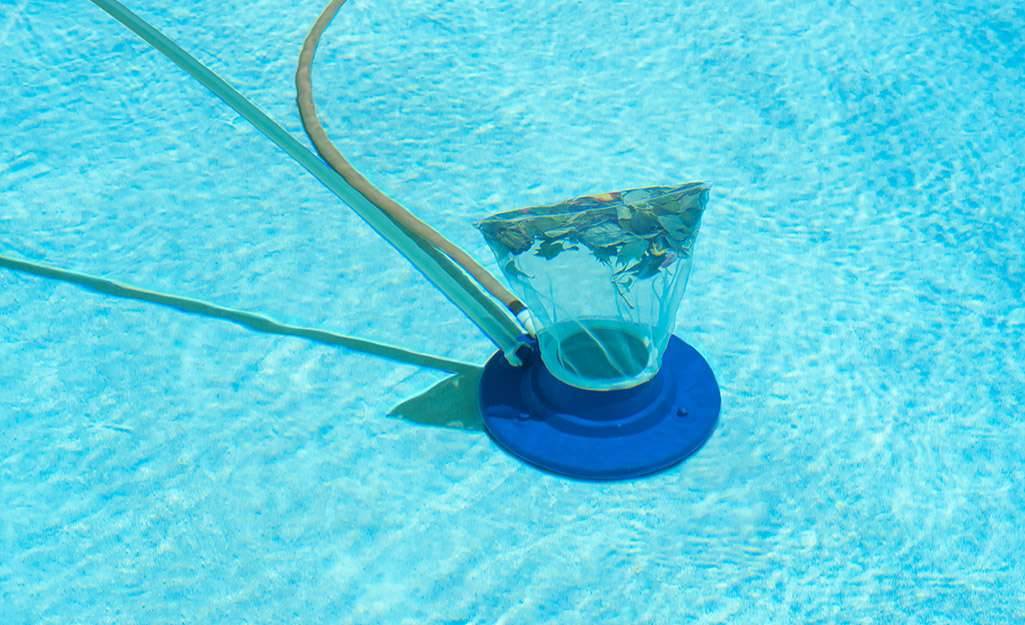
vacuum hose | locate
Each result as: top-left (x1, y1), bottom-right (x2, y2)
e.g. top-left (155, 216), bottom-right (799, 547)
top-left (296, 0), bottom-right (529, 319)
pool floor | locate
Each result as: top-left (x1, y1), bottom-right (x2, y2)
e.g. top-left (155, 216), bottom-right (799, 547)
top-left (2, 0), bottom-right (1024, 623)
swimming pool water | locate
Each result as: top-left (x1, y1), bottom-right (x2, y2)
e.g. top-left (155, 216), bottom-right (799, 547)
top-left (2, 0), bottom-right (1024, 623)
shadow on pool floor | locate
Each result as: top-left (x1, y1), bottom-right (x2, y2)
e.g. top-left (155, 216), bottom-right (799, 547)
top-left (1, 252), bottom-right (486, 436)
top-left (389, 368), bottom-right (485, 432)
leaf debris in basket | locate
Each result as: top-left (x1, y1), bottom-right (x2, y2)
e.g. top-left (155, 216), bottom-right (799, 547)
top-left (477, 182), bottom-right (709, 283)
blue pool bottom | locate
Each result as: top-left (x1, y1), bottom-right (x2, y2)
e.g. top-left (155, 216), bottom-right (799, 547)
top-left (480, 336), bottom-right (720, 480)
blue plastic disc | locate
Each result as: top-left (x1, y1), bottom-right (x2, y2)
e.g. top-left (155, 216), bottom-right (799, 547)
top-left (480, 335), bottom-right (720, 481)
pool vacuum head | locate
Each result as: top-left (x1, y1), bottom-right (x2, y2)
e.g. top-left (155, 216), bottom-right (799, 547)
top-left (480, 334), bottom-right (719, 480)
top-left (477, 184), bottom-right (720, 480)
